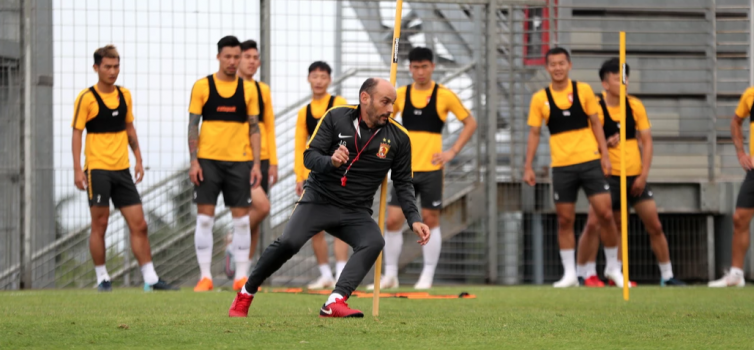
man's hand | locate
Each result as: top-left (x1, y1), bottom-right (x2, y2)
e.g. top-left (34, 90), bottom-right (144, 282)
top-left (738, 151), bottom-right (753, 171)
top-left (133, 162), bottom-right (145, 184)
top-left (631, 175), bottom-right (647, 197)
top-left (606, 133), bottom-right (619, 148)
top-left (189, 160), bottom-right (203, 186)
top-left (74, 169), bottom-right (87, 191)
top-left (523, 167), bottom-right (536, 187)
top-left (432, 149), bottom-right (456, 166)
top-left (269, 164), bottom-right (279, 187)
top-left (331, 145), bottom-right (349, 167)
top-left (250, 164), bottom-right (262, 189)
top-left (295, 181), bottom-right (304, 196)
top-left (601, 154), bottom-right (612, 177)
top-left (412, 222), bottom-right (431, 246)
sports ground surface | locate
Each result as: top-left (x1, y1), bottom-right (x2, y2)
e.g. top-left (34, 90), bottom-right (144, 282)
top-left (1, 285), bottom-right (751, 349)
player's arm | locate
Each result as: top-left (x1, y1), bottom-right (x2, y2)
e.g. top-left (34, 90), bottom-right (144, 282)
top-left (523, 95), bottom-right (542, 186)
top-left (434, 90), bottom-right (477, 165)
top-left (71, 91), bottom-right (88, 191)
top-left (125, 122), bottom-right (145, 184)
top-left (731, 111), bottom-right (751, 171)
top-left (303, 113), bottom-right (339, 173)
top-left (248, 113), bottom-right (262, 188)
top-left (187, 81), bottom-right (205, 186)
top-left (294, 109), bottom-right (308, 196)
top-left (72, 128), bottom-right (85, 190)
top-left (264, 88), bottom-right (279, 185)
top-left (583, 86), bottom-right (611, 176)
top-left (391, 135), bottom-right (429, 245)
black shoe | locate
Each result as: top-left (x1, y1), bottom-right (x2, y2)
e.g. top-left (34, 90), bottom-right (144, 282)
top-left (98, 280), bottom-right (112, 292)
top-left (661, 277), bottom-right (686, 287)
top-left (577, 276), bottom-right (585, 286)
top-left (144, 279), bottom-right (179, 291)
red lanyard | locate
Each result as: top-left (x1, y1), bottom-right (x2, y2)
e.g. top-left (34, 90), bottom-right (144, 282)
top-left (341, 118), bottom-right (381, 187)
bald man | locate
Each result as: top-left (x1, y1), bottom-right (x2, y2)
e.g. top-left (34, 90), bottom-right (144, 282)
top-left (229, 78), bottom-right (431, 318)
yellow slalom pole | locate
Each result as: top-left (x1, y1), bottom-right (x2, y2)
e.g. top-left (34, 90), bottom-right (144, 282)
top-left (619, 31), bottom-right (629, 301)
top-left (373, 0), bottom-right (403, 317)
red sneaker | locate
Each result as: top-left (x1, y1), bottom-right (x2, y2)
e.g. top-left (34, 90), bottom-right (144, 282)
top-left (608, 279), bottom-right (638, 287)
top-left (584, 275), bottom-right (605, 288)
top-left (229, 292), bottom-right (254, 317)
top-left (319, 297), bottom-right (364, 318)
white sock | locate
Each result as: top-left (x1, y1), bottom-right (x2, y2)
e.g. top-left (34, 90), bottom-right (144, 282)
top-left (603, 246), bottom-right (619, 272)
top-left (194, 214), bottom-right (215, 280)
top-left (559, 249), bottom-right (576, 277)
top-left (232, 215), bottom-right (251, 280)
top-left (95, 265), bottom-right (111, 284)
top-left (576, 264), bottom-right (586, 278)
top-left (319, 264), bottom-right (334, 280)
top-left (325, 292), bottom-right (344, 306)
top-left (585, 262), bottom-right (597, 278)
top-left (335, 261), bottom-right (347, 281)
top-left (384, 229), bottom-right (403, 278)
top-left (731, 267), bottom-right (744, 277)
top-left (419, 227), bottom-right (442, 281)
top-left (658, 262), bottom-right (673, 280)
top-left (140, 262), bottom-right (159, 285)
top-left (241, 284), bottom-right (255, 296)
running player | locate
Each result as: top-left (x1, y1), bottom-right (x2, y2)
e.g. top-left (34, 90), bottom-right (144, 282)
top-left (709, 85), bottom-right (754, 287)
top-left (375, 47), bottom-right (477, 290)
top-left (71, 44), bottom-right (176, 292)
top-left (189, 36), bottom-right (262, 292)
top-left (523, 47), bottom-right (625, 288)
top-left (294, 61), bottom-right (350, 289)
top-left (576, 58), bottom-right (685, 287)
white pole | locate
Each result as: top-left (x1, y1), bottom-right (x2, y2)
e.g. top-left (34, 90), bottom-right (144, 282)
top-left (21, 0), bottom-right (33, 289)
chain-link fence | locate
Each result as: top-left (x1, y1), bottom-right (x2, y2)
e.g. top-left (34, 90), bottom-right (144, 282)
top-left (1, 0), bottom-right (753, 290)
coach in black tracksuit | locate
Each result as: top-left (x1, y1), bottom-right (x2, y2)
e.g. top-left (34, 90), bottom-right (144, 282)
top-left (240, 78), bottom-right (430, 316)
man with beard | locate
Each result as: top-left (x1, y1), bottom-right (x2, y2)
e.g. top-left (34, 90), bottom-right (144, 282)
top-left (228, 78), bottom-right (431, 318)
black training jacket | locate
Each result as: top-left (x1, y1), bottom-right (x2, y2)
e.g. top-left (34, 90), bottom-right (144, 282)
top-left (303, 105), bottom-right (422, 227)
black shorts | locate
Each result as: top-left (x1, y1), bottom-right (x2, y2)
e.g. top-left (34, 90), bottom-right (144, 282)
top-left (735, 170), bottom-right (754, 208)
top-left (551, 160), bottom-right (610, 203)
top-left (388, 169), bottom-right (443, 209)
top-left (194, 158), bottom-right (252, 208)
top-left (608, 175), bottom-right (653, 211)
top-left (86, 169), bottom-right (141, 208)
top-left (259, 160), bottom-right (270, 194)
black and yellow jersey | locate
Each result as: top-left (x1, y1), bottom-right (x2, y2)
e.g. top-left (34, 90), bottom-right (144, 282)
top-left (295, 94), bottom-right (347, 182)
top-left (188, 74), bottom-right (260, 162)
top-left (71, 84), bottom-right (134, 171)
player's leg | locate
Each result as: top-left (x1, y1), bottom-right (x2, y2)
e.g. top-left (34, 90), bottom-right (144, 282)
top-left (230, 196), bottom-right (340, 317)
top-left (87, 170), bottom-right (113, 291)
top-left (320, 210), bottom-right (386, 318)
top-left (334, 237), bottom-right (349, 282)
top-left (193, 159), bottom-right (222, 291)
top-left (248, 187), bottom-right (269, 260)
top-left (576, 206), bottom-right (604, 287)
top-left (248, 160), bottom-right (271, 260)
top-left (632, 195), bottom-right (684, 286)
top-left (551, 164), bottom-right (580, 287)
top-left (376, 186), bottom-right (406, 289)
top-left (415, 170), bottom-right (443, 289)
top-left (583, 168), bottom-right (623, 287)
top-left (710, 172), bottom-right (754, 287)
top-left (308, 231), bottom-right (335, 289)
top-left (224, 161), bottom-right (255, 291)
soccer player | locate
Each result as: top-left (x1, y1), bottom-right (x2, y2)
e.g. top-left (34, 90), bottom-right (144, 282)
top-left (576, 58), bottom-right (685, 287)
top-left (229, 78), bottom-right (431, 318)
top-left (709, 85), bottom-right (754, 287)
top-left (294, 61), bottom-right (350, 289)
top-left (523, 47), bottom-right (625, 288)
top-left (375, 47), bottom-right (477, 290)
top-left (235, 40), bottom-right (278, 279)
top-left (71, 44), bottom-right (176, 292)
top-left (189, 36), bottom-right (263, 292)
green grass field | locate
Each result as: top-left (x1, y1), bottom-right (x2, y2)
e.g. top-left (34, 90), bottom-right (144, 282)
top-left (1, 286), bottom-right (752, 349)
